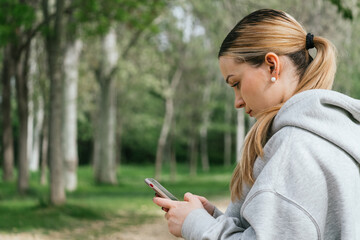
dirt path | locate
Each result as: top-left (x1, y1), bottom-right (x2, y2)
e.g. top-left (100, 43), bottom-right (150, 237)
top-left (0, 198), bottom-right (229, 240)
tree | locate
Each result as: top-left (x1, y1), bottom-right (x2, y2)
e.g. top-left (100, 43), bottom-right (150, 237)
top-left (0, 0), bottom-right (37, 193)
top-left (62, 37), bottom-right (82, 191)
top-left (224, 93), bottom-right (233, 167)
top-left (76, 0), bottom-right (166, 183)
top-left (1, 45), bottom-right (15, 182)
top-left (28, 38), bottom-right (46, 173)
top-left (59, 8), bottom-right (83, 191)
top-left (42, 0), bottom-right (67, 205)
top-left (93, 28), bottom-right (119, 184)
top-left (14, 35), bottom-right (31, 195)
top-left (199, 85), bottom-right (211, 172)
top-left (1, 0), bottom-right (72, 196)
top-left (155, 63), bottom-right (184, 180)
top-left (154, 2), bottom-right (217, 178)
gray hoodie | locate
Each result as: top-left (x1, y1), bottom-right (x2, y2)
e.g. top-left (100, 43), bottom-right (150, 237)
top-left (181, 89), bottom-right (360, 240)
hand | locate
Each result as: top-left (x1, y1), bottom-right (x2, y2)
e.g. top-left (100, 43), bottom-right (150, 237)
top-left (155, 193), bottom-right (169, 212)
top-left (155, 193), bottom-right (214, 215)
top-left (153, 192), bottom-right (204, 237)
top-left (192, 194), bottom-right (215, 216)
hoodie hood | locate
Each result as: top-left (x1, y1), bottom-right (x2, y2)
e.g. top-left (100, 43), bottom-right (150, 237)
top-left (272, 89), bottom-right (360, 164)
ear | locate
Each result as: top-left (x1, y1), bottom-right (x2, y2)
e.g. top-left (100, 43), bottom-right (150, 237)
top-left (264, 52), bottom-right (280, 79)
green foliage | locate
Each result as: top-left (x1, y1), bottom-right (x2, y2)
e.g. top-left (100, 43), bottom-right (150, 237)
top-left (0, 164), bottom-right (233, 237)
top-left (74, 0), bottom-right (166, 36)
top-left (327, 0), bottom-right (353, 20)
top-left (0, 0), bottom-right (36, 46)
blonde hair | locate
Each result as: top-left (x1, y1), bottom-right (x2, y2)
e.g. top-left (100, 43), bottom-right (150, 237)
top-left (218, 9), bottom-right (337, 201)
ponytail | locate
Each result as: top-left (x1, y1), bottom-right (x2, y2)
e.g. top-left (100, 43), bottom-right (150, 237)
top-left (296, 36), bottom-right (337, 92)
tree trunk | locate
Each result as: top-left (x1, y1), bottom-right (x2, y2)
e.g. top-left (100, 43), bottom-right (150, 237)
top-left (155, 67), bottom-right (182, 180)
top-left (94, 79), bottom-right (117, 183)
top-left (155, 98), bottom-right (174, 180)
top-left (28, 40), bottom-right (36, 171)
top-left (93, 28), bottom-right (118, 184)
top-left (200, 125), bottom-right (209, 171)
top-left (32, 97), bottom-right (45, 173)
top-left (28, 39), bottom-right (45, 172)
top-left (189, 136), bottom-right (198, 177)
top-left (27, 91), bottom-right (34, 169)
top-left (224, 101), bottom-right (232, 167)
top-left (14, 42), bottom-right (30, 195)
top-left (200, 86), bottom-right (211, 172)
top-left (48, 49), bottom-right (66, 204)
top-left (116, 121), bottom-right (123, 165)
top-left (170, 144), bottom-right (177, 182)
top-left (236, 109), bottom-right (245, 163)
top-left (40, 115), bottom-right (48, 186)
top-left (169, 124), bottom-right (176, 182)
top-left (43, 0), bottom-right (66, 205)
top-left (62, 39), bottom-right (82, 191)
top-left (1, 45), bottom-right (15, 182)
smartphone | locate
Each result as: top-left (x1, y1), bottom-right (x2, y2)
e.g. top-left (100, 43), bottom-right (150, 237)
top-left (144, 178), bottom-right (178, 201)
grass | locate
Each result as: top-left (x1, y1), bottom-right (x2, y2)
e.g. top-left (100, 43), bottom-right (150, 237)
top-left (0, 163), bottom-right (233, 238)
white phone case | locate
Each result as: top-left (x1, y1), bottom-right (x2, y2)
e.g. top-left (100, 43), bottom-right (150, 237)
top-left (145, 178), bottom-right (178, 201)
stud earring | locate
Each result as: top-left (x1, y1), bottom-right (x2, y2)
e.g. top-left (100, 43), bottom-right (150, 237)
top-left (271, 77), bottom-right (276, 82)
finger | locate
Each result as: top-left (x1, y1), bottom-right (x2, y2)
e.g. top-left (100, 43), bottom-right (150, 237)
top-left (193, 194), bottom-right (207, 203)
top-left (184, 192), bottom-right (202, 205)
top-left (184, 192), bottom-right (196, 201)
top-left (153, 197), bottom-right (174, 209)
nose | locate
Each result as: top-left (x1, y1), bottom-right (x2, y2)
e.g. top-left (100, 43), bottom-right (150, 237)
top-left (234, 96), bottom-right (245, 109)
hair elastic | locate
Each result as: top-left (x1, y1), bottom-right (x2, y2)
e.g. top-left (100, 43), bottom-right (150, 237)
top-left (306, 33), bottom-right (315, 50)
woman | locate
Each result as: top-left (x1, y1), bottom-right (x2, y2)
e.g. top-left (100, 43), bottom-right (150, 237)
top-left (153, 9), bottom-right (360, 239)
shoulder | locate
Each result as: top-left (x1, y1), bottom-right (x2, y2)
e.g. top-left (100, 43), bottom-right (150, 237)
top-left (270, 89), bottom-right (360, 163)
top-left (247, 123), bottom-right (356, 210)
top-left (272, 89), bottom-right (360, 133)
top-left (247, 124), bottom-right (351, 207)
top-left (263, 125), bottom-right (350, 176)
top-left (277, 89), bottom-right (358, 114)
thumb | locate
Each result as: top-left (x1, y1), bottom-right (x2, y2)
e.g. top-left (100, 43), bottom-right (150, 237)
top-left (184, 192), bottom-right (201, 205)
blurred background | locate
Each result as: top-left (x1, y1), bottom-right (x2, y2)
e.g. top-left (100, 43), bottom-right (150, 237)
top-left (0, 0), bottom-right (359, 239)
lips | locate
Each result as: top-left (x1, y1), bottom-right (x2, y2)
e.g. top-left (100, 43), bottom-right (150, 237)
top-left (246, 110), bottom-right (252, 117)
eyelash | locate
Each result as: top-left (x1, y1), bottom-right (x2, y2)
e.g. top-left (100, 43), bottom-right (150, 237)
top-left (231, 82), bottom-right (240, 89)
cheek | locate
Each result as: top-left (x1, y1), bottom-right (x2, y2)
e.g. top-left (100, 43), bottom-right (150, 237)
top-left (240, 78), bottom-right (270, 111)
top-left (241, 79), bottom-right (261, 100)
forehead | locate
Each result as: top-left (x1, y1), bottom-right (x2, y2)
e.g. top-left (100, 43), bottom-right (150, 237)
top-left (219, 57), bottom-right (248, 76)
top-left (219, 56), bottom-right (236, 69)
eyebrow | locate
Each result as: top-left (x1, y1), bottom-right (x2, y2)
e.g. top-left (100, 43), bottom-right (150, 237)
top-left (225, 74), bottom-right (234, 83)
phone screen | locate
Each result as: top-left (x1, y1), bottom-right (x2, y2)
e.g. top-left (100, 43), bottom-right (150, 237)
top-left (144, 178), bottom-right (178, 201)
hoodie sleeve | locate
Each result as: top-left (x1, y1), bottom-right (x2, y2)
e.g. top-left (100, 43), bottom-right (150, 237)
top-left (181, 208), bottom-right (246, 240)
top-left (181, 190), bottom-right (319, 240)
top-left (212, 206), bottom-right (224, 218)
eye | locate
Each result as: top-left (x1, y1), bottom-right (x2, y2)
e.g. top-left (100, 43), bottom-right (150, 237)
top-left (231, 82), bottom-right (240, 89)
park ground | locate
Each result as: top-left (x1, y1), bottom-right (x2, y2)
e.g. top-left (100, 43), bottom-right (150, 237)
top-left (0, 198), bottom-right (229, 240)
top-left (0, 165), bottom-right (232, 240)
